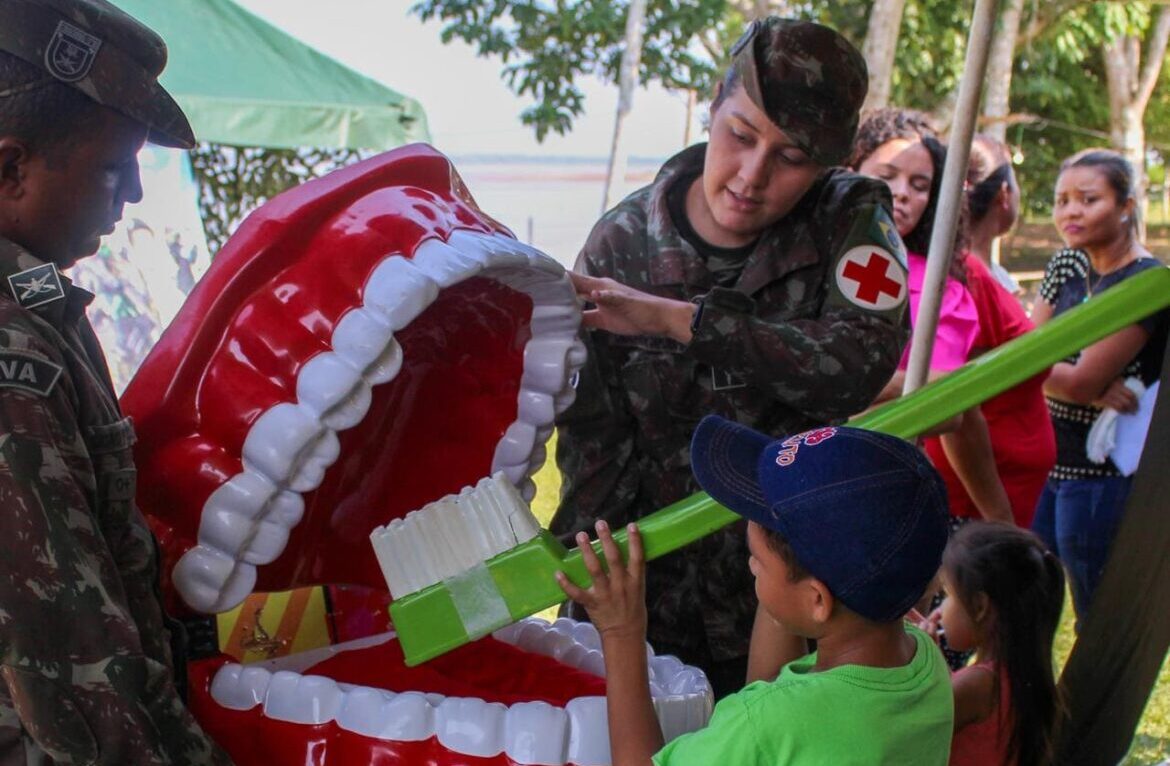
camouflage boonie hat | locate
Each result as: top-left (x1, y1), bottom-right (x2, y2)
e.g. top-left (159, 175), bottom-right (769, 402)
top-left (0, 0), bottom-right (194, 148)
top-left (729, 17), bottom-right (867, 166)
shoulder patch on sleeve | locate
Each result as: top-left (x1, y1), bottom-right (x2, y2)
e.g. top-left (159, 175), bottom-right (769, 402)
top-left (7, 263), bottom-right (65, 309)
top-left (835, 246), bottom-right (907, 311)
top-left (828, 204), bottom-right (909, 312)
top-left (868, 206), bottom-right (907, 268)
top-left (0, 351), bottom-right (63, 396)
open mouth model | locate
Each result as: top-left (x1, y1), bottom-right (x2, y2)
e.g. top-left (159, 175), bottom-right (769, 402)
top-left (122, 146), bottom-right (712, 765)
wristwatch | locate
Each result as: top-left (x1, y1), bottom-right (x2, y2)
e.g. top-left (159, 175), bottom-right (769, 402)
top-left (689, 294), bottom-right (707, 335)
top-left (690, 287), bottom-right (757, 336)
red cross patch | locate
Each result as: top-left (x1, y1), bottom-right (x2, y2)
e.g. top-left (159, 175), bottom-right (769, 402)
top-left (835, 246), bottom-right (907, 311)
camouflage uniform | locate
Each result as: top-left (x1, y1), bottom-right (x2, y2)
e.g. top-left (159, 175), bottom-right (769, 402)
top-left (0, 241), bottom-right (231, 765)
top-left (0, 1), bottom-right (224, 759)
top-left (552, 144), bottom-right (909, 662)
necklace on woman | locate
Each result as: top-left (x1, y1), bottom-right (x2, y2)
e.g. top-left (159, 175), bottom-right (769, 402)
top-left (1083, 269), bottom-right (1103, 303)
top-left (1082, 247), bottom-right (1137, 303)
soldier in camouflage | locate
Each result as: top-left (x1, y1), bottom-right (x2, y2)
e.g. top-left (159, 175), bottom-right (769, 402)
top-left (0, 0), bottom-right (230, 762)
top-left (551, 17), bottom-right (912, 698)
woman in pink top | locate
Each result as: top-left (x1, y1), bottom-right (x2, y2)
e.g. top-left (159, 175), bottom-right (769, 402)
top-left (848, 110), bottom-right (981, 401)
top-left (849, 110), bottom-right (1003, 670)
top-left (922, 137), bottom-right (1056, 528)
top-left (922, 523), bottom-right (1066, 766)
top-left (848, 111), bottom-right (1019, 519)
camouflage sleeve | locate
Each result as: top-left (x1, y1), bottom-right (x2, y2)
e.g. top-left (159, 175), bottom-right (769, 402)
top-left (687, 180), bottom-right (910, 422)
top-left (550, 223), bottom-right (642, 540)
top-left (0, 335), bottom-right (229, 763)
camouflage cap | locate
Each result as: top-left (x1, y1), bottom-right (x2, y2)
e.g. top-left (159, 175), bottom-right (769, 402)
top-left (0, 0), bottom-right (194, 148)
top-left (729, 17), bottom-right (867, 166)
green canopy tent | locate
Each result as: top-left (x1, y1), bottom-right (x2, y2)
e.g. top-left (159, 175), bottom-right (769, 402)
top-left (107, 0), bottom-right (432, 254)
top-left (73, 2), bottom-right (432, 394)
top-left (113, 0), bottom-right (429, 151)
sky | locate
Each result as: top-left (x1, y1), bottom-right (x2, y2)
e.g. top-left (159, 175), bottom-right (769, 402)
top-left (232, 0), bottom-right (705, 161)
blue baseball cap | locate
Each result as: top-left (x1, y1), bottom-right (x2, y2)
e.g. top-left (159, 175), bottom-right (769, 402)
top-left (690, 415), bottom-right (949, 622)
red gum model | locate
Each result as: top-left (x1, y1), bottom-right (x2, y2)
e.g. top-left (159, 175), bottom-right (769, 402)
top-left (122, 145), bottom-right (712, 765)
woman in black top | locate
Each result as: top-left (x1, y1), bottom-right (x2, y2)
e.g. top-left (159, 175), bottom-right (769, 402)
top-left (1031, 149), bottom-right (1169, 623)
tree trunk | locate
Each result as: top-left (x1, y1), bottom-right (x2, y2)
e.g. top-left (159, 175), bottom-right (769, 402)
top-left (684, 89), bottom-right (697, 147)
top-left (1102, 6), bottom-right (1170, 234)
top-left (861, 0), bottom-right (908, 113)
top-left (982, 0), bottom-right (1025, 142)
top-left (602, 0), bottom-right (648, 213)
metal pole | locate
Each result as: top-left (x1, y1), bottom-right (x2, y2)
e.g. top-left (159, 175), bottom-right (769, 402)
top-left (902, 0), bottom-right (1001, 394)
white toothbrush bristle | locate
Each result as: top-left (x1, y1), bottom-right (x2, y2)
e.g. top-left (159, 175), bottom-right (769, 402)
top-left (370, 472), bottom-right (542, 599)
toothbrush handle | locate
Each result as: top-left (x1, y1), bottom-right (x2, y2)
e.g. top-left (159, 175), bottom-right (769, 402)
top-left (583, 266), bottom-right (1170, 565)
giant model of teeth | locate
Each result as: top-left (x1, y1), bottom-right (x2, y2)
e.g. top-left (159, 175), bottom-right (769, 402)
top-left (121, 145), bottom-right (712, 765)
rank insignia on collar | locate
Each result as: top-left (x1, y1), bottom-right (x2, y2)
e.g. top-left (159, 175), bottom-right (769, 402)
top-left (7, 263), bottom-right (65, 310)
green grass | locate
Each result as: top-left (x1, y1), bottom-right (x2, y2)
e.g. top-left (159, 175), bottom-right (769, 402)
top-left (1052, 593), bottom-right (1170, 766)
top-left (531, 434), bottom-right (1169, 762)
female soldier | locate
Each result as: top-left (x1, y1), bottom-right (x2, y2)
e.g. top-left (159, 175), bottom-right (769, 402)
top-left (551, 17), bottom-right (910, 697)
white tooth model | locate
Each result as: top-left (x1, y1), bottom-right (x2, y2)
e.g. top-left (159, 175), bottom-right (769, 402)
top-left (121, 146), bottom-right (715, 766)
top-left (209, 618), bottom-right (714, 766)
top-left (172, 230), bottom-right (585, 615)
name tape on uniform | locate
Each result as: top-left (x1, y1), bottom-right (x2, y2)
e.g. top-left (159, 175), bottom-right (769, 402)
top-left (0, 352), bottom-right (63, 397)
top-left (835, 246), bottom-right (907, 311)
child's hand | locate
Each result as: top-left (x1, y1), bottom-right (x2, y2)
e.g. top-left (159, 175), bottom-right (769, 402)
top-left (916, 607), bottom-right (944, 645)
top-left (556, 520), bottom-right (647, 643)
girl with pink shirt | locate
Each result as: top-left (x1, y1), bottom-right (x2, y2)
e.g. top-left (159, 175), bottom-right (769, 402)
top-left (847, 109), bottom-right (981, 400)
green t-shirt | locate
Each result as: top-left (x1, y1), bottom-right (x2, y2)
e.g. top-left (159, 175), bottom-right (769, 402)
top-left (653, 627), bottom-right (954, 765)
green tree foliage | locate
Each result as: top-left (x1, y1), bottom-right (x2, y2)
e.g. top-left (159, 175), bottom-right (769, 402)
top-left (1008, 2), bottom-right (1168, 218)
top-left (411, 0), bottom-right (734, 141)
top-left (189, 144), bottom-right (366, 254)
top-left (412, 0), bottom-right (1170, 226)
top-left (410, 0), bottom-right (841, 142)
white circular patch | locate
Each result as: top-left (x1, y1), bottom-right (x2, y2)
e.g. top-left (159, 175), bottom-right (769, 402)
top-left (834, 246), bottom-right (907, 311)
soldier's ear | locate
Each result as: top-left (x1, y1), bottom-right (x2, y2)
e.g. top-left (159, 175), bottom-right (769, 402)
top-left (0, 137), bottom-right (31, 199)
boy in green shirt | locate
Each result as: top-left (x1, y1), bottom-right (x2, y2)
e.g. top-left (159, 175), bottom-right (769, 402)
top-left (557, 417), bottom-right (954, 765)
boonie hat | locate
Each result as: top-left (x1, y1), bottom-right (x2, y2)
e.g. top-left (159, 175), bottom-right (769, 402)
top-left (728, 17), bottom-right (867, 166)
top-left (0, 0), bottom-right (194, 148)
top-left (690, 415), bottom-right (948, 622)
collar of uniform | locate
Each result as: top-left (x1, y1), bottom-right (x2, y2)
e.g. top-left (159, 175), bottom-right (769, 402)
top-left (645, 143), bottom-right (718, 291)
top-left (645, 144), bottom-right (823, 296)
top-left (0, 235), bottom-right (95, 328)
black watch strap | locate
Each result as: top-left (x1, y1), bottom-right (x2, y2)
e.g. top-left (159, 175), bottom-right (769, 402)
top-left (689, 295), bottom-right (706, 335)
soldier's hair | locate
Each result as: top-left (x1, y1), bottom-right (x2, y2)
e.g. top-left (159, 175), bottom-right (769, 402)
top-left (712, 66), bottom-right (743, 113)
top-left (1059, 148), bottom-right (1140, 236)
top-left (0, 51), bottom-right (104, 165)
top-left (760, 527), bottom-right (811, 582)
top-left (847, 108), bottom-right (968, 282)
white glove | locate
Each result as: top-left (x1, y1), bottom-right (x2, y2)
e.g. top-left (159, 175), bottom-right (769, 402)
top-left (1086, 377), bottom-right (1146, 464)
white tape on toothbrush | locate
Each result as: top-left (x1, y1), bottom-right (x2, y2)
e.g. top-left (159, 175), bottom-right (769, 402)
top-left (446, 561), bottom-right (513, 639)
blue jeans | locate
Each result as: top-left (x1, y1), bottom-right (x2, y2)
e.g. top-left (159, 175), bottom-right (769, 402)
top-left (1032, 476), bottom-right (1133, 623)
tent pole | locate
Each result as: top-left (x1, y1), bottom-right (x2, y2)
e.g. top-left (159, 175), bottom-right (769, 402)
top-left (902, 0), bottom-right (1001, 394)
